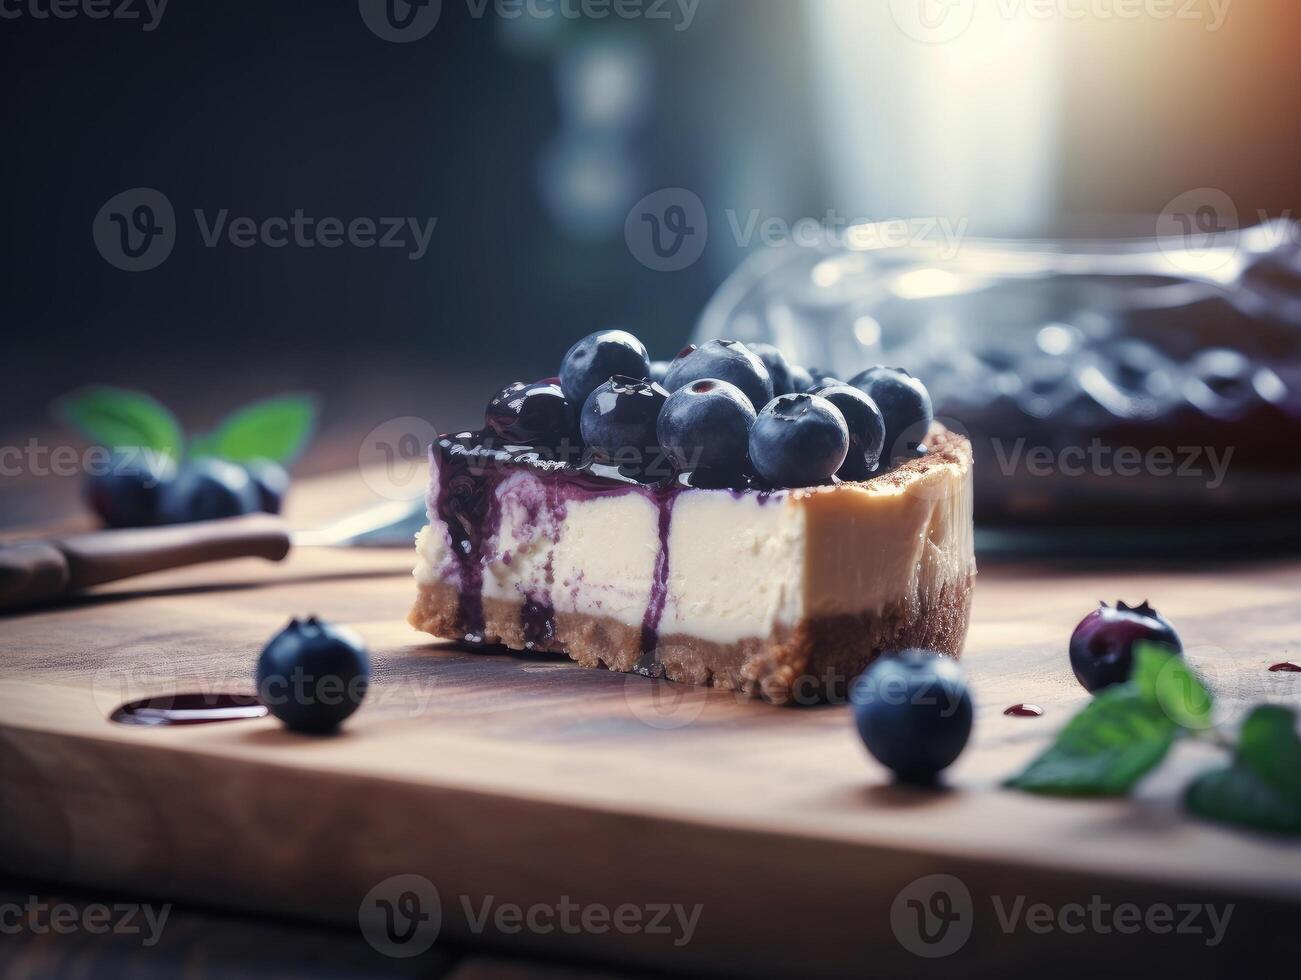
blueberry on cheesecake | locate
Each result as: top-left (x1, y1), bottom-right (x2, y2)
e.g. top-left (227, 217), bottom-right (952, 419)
top-left (409, 331), bottom-right (976, 703)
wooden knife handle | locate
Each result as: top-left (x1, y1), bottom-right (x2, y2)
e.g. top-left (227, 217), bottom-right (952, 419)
top-left (0, 514), bottom-right (292, 610)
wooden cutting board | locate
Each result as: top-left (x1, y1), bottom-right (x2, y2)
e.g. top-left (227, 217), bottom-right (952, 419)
top-left (2, 522), bottom-right (1299, 976)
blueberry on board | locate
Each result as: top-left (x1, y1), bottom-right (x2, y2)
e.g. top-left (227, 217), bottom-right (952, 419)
top-left (746, 342), bottom-right (795, 395)
top-left (656, 378), bottom-right (756, 479)
top-left (85, 449), bottom-right (177, 527)
top-left (580, 375), bottom-right (669, 476)
top-left (809, 384), bottom-right (886, 481)
top-left (747, 393), bottom-right (848, 488)
top-left (648, 360), bottom-right (671, 385)
top-left (787, 364), bottom-right (814, 393)
top-left (848, 366), bottom-right (933, 461)
top-left (244, 458), bottom-right (291, 514)
top-left (559, 330), bottom-right (651, 407)
top-left (158, 458), bottom-right (261, 524)
top-left (851, 650), bottom-right (973, 784)
top-left (485, 379), bottom-right (579, 451)
top-left (255, 616), bottom-right (370, 734)
top-left (662, 340), bottom-right (774, 411)
top-left (1069, 601), bottom-right (1183, 694)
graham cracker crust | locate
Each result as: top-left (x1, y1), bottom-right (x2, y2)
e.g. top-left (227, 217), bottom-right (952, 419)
top-left (408, 576), bottom-right (973, 705)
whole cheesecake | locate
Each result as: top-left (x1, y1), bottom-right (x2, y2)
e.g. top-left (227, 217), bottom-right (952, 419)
top-left (408, 418), bottom-right (975, 704)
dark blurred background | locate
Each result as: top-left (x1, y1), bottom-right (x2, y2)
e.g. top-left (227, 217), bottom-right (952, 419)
top-left (4, 0), bottom-right (1301, 518)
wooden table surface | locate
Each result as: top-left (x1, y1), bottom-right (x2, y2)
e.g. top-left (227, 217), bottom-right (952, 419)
top-left (2, 466), bottom-right (1299, 977)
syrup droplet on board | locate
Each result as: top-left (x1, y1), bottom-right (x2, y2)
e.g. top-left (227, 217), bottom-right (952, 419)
top-left (1268, 661), bottom-right (1301, 673)
top-left (111, 693), bottom-right (267, 726)
top-left (1003, 703), bottom-right (1044, 717)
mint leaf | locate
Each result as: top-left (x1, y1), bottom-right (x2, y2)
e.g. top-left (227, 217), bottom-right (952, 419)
top-left (1133, 641), bottom-right (1213, 730)
top-left (1238, 705), bottom-right (1301, 799)
top-left (55, 386), bottom-right (182, 458)
top-left (1006, 687), bottom-right (1178, 796)
top-left (1187, 705), bottom-right (1301, 836)
top-left (194, 394), bottom-right (318, 463)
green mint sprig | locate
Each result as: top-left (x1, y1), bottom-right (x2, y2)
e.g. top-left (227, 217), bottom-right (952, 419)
top-left (55, 387), bottom-right (318, 465)
top-left (1006, 642), bottom-right (1301, 836)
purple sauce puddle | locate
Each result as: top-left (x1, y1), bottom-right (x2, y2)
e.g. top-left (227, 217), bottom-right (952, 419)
top-left (111, 693), bottom-right (267, 726)
top-left (1003, 703), bottom-right (1044, 717)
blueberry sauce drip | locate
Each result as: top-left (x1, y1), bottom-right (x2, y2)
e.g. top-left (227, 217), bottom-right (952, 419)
top-left (521, 598), bottom-right (557, 650)
top-left (432, 436), bottom-right (506, 644)
top-left (429, 431), bottom-right (892, 665)
top-left (1269, 661), bottom-right (1301, 672)
top-left (432, 433), bottom-right (675, 650)
top-left (636, 488), bottom-right (677, 677)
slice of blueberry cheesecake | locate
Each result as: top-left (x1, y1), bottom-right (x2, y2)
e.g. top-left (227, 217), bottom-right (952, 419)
top-left (409, 331), bottom-right (975, 703)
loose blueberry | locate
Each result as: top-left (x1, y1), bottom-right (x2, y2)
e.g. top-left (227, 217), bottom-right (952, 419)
top-left (85, 449), bottom-right (177, 527)
top-left (746, 342), bottom-right (794, 395)
top-left (580, 375), bottom-right (669, 477)
top-left (851, 650), bottom-right (973, 784)
top-left (559, 330), bottom-right (651, 407)
top-left (662, 340), bottom-right (773, 411)
top-left (849, 366), bottom-right (933, 461)
top-left (255, 616), bottom-right (370, 734)
top-left (648, 360), bottom-right (671, 385)
top-left (656, 378), bottom-right (756, 480)
top-left (158, 458), bottom-right (261, 524)
top-left (787, 364), bottom-right (814, 393)
top-left (1069, 601), bottom-right (1183, 694)
top-left (244, 458), bottom-right (291, 514)
top-left (485, 379), bottom-right (579, 451)
top-left (809, 384), bottom-right (886, 480)
top-left (748, 393), bottom-right (848, 488)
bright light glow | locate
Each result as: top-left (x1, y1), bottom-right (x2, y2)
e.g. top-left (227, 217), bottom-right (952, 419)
top-left (853, 315), bottom-right (882, 347)
top-left (893, 268), bottom-right (965, 300)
